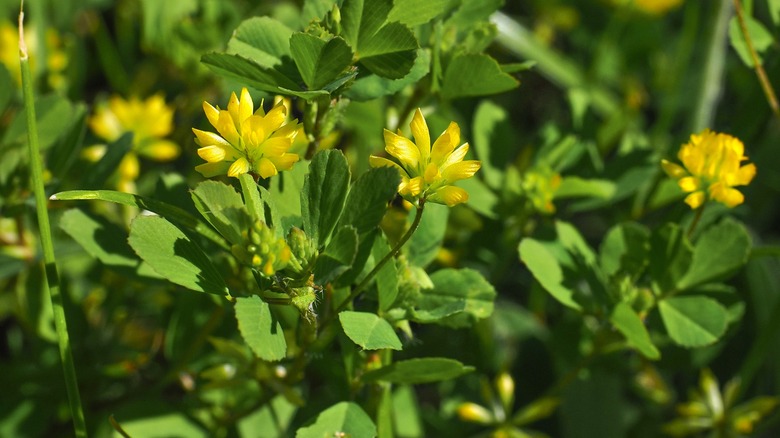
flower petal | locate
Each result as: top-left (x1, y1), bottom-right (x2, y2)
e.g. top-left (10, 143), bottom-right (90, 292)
top-left (735, 163), bottom-right (756, 186)
top-left (137, 139), bottom-right (180, 161)
top-left (661, 159), bottom-right (687, 179)
top-left (238, 88), bottom-right (254, 125)
top-left (410, 109), bottom-right (430, 163)
top-left (384, 129), bottom-right (420, 170)
top-left (195, 161), bottom-right (232, 178)
top-left (192, 128), bottom-right (231, 148)
top-left (710, 183), bottom-right (744, 208)
top-left (684, 191), bottom-right (705, 209)
top-left (256, 157), bottom-right (278, 179)
top-left (268, 153), bottom-right (299, 172)
top-left (203, 101), bottom-right (220, 128)
top-left (431, 122), bottom-right (460, 164)
top-left (430, 185), bottom-right (468, 206)
top-left (198, 145), bottom-right (227, 163)
top-left (678, 176), bottom-right (700, 193)
top-left (441, 160), bottom-right (481, 182)
top-left (228, 157), bottom-right (250, 177)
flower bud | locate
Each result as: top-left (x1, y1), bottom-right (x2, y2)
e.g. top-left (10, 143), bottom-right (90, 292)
top-left (286, 227), bottom-right (318, 277)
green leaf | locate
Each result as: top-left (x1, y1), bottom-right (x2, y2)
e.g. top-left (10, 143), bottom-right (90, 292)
top-left (313, 225), bottom-right (358, 284)
top-left (472, 100), bottom-right (516, 189)
top-left (60, 209), bottom-right (161, 279)
top-left (519, 238), bottom-right (581, 310)
top-left (599, 222), bottom-right (650, 278)
top-left (191, 180), bottom-right (250, 245)
top-left (296, 402), bottom-right (376, 438)
top-left (771, 0), bottom-right (780, 25)
top-left (446, 0), bottom-right (503, 28)
top-left (339, 311), bottom-right (402, 350)
top-left (387, 0), bottom-right (450, 26)
top-left (113, 412), bottom-right (206, 438)
top-left (556, 177), bottom-right (617, 199)
top-left (341, 0), bottom-right (418, 79)
top-left (140, 0), bottom-right (197, 49)
top-left (290, 33), bottom-right (353, 90)
top-left (414, 268), bottom-right (496, 327)
top-left (729, 16), bottom-right (773, 67)
top-left (269, 160), bottom-right (309, 228)
top-left (228, 17), bottom-right (293, 66)
top-left (4, 94), bottom-right (76, 151)
top-left (407, 203), bottom-right (448, 267)
top-left (339, 167), bottom-right (400, 234)
top-left (362, 358), bottom-right (474, 384)
top-left (648, 223), bottom-right (692, 294)
top-left (128, 216), bottom-right (228, 295)
top-left (610, 302), bottom-right (660, 359)
top-left (47, 103), bottom-right (87, 180)
top-left (301, 150), bottom-right (351, 247)
top-left (51, 190), bottom-right (228, 250)
top-left (658, 296), bottom-right (728, 348)
top-left (441, 54), bottom-right (519, 99)
top-left (346, 48), bottom-right (430, 101)
top-left (677, 219), bottom-right (751, 291)
top-left (373, 233), bottom-right (399, 312)
top-left (201, 53), bottom-right (328, 99)
top-left (235, 296), bottom-right (287, 361)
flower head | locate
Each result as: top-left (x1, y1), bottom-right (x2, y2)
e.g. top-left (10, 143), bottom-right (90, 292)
top-left (87, 94), bottom-right (179, 192)
top-left (370, 109), bottom-right (480, 207)
top-left (193, 88), bottom-right (300, 179)
top-left (661, 129), bottom-right (756, 209)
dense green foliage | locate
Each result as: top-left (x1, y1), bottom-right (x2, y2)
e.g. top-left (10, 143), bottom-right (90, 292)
top-left (2, 0), bottom-right (780, 437)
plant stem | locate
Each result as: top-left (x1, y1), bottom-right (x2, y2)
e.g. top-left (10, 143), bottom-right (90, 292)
top-left (19, 8), bottom-right (87, 438)
top-left (335, 200), bottom-right (426, 315)
top-left (732, 0), bottom-right (780, 119)
top-left (687, 204), bottom-right (705, 238)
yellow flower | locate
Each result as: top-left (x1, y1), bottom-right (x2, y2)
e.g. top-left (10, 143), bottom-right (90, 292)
top-left (88, 94), bottom-right (180, 161)
top-left (0, 21), bottom-right (68, 89)
top-left (661, 129), bottom-right (756, 209)
top-left (370, 109), bottom-right (480, 207)
top-left (633, 0), bottom-right (683, 16)
top-left (193, 88), bottom-right (300, 179)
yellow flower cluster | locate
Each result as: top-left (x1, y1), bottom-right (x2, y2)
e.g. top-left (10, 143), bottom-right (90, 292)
top-left (193, 88), bottom-right (300, 179)
top-left (88, 94), bottom-right (179, 192)
top-left (0, 21), bottom-right (68, 89)
top-left (662, 130), bottom-right (756, 209)
top-left (370, 109), bottom-right (480, 207)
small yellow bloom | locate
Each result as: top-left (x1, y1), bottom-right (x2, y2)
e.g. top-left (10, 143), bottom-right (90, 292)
top-left (0, 21), bottom-right (68, 89)
top-left (89, 94), bottom-right (180, 162)
top-left (661, 129), bottom-right (756, 209)
top-left (633, 0), bottom-right (683, 15)
top-left (370, 109), bottom-right (480, 207)
top-left (193, 88), bottom-right (300, 179)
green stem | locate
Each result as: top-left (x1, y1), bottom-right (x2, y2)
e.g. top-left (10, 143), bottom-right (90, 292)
top-left (732, 0), bottom-right (780, 119)
top-left (19, 8), bottom-right (87, 438)
top-left (687, 204), bottom-right (706, 238)
top-left (335, 200), bottom-right (426, 315)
